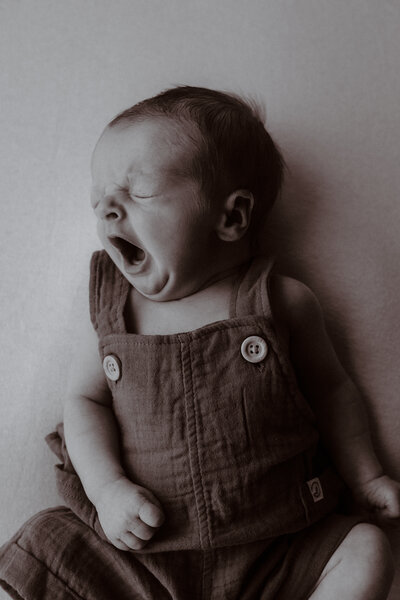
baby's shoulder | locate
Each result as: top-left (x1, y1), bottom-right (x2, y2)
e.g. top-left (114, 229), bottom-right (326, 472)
top-left (268, 273), bottom-right (324, 333)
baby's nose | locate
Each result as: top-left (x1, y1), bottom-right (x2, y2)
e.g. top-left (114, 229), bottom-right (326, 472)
top-left (95, 195), bottom-right (125, 221)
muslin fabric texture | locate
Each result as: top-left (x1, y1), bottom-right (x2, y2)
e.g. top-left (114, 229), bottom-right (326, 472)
top-left (0, 252), bottom-right (361, 599)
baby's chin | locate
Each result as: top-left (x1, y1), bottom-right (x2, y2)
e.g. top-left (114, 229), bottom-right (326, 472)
top-left (125, 271), bottom-right (174, 302)
top-left (129, 273), bottom-right (204, 302)
top-left (110, 255), bottom-right (204, 301)
top-left (105, 251), bottom-right (170, 300)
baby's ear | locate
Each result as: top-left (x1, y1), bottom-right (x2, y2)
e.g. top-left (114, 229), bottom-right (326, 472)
top-left (215, 189), bottom-right (254, 242)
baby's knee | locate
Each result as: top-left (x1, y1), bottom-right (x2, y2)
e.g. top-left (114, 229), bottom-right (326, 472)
top-left (342, 523), bottom-right (394, 593)
top-left (349, 523), bottom-right (393, 566)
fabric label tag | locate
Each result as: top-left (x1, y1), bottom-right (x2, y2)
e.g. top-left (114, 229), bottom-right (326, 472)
top-left (307, 477), bottom-right (324, 502)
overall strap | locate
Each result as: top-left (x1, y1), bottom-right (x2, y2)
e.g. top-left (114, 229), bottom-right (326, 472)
top-left (89, 250), bottom-right (129, 336)
top-left (230, 255), bottom-right (275, 319)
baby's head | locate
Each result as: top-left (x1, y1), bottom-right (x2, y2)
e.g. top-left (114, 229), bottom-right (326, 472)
top-left (91, 86), bottom-right (284, 301)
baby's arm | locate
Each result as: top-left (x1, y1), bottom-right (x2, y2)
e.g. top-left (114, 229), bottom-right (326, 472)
top-left (63, 314), bottom-right (164, 551)
top-left (271, 275), bottom-right (400, 521)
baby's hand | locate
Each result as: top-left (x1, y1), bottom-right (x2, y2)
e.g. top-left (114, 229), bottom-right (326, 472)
top-left (95, 476), bottom-right (165, 551)
top-left (355, 474), bottom-right (400, 523)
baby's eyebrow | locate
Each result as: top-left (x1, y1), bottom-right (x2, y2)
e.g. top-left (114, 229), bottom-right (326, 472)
top-left (126, 170), bottom-right (152, 184)
top-left (91, 181), bottom-right (129, 197)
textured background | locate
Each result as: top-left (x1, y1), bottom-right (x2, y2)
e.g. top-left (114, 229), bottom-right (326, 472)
top-left (1, 1), bottom-right (399, 596)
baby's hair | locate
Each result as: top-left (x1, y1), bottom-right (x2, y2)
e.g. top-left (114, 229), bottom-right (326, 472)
top-left (108, 85), bottom-right (284, 236)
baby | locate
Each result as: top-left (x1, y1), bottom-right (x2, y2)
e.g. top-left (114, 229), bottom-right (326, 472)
top-left (1, 86), bottom-right (399, 600)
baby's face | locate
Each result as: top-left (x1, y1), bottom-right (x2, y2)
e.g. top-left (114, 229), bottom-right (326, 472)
top-left (91, 118), bottom-right (222, 301)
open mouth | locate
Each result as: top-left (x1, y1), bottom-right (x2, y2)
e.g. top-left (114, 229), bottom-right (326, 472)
top-left (109, 236), bottom-right (146, 266)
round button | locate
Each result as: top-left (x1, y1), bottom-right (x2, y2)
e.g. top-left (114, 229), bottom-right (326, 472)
top-left (240, 336), bottom-right (268, 363)
top-left (103, 355), bottom-right (121, 381)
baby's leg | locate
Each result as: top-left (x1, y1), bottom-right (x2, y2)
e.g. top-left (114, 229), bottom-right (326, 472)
top-left (308, 523), bottom-right (394, 600)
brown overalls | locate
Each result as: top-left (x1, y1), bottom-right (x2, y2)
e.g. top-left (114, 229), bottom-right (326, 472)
top-left (0, 251), bottom-right (361, 600)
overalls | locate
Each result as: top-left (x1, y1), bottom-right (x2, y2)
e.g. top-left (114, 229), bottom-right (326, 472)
top-left (0, 252), bottom-right (361, 600)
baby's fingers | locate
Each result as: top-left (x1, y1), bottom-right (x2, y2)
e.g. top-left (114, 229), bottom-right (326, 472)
top-left (379, 483), bottom-right (400, 520)
top-left (111, 537), bottom-right (131, 552)
top-left (380, 500), bottom-right (400, 521)
top-left (120, 531), bottom-right (148, 551)
top-left (138, 500), bottom-right (165, 528)
top-left (131, 520), bottom-right (159, 541)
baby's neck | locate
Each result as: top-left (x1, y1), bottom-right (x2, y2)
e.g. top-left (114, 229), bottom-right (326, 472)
top-left (125, 267), bottom-right (245, 335)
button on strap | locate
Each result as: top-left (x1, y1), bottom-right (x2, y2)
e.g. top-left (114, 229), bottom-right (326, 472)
top-left (103, 354), bottom-right (121, 381)
top-left (240, 336), bottom-right (268, 363)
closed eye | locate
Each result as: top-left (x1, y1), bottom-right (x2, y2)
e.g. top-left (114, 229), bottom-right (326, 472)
top-left (130, 188), bottom-right (160, 200)
top-left (116, 184), bottom-right (157, 200)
